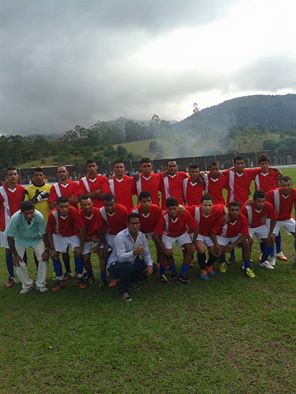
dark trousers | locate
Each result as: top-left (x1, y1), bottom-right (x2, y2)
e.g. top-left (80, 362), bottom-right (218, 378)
top-left (108, 258), bottom-right (147, 295)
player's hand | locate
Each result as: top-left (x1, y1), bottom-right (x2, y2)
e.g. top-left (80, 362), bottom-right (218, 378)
top-left (49, 248), bottom-right (58, 259)
top-left (69, 196), bottom-right (78, 204)
top-left (41, 249), bottom-right (49, 261)
top-left (103, 243), bottom-right (112, 253)
top-left (213, 243), bottom-right (222, 256)
top-left (267, 233), bottom-right (275, 245)
top-left (93, 188), bottom-right (101, 197)
top-left (178, 205), bottom-right (185, 214)
top-left (133, 245), bottom-right (144, 255)
top-left (224, 244), bottom-right (234, 253)
top-left (163, 248), bottom-right (173, 256)
top-left (145, 265), bottom-right (153, 276)
top-left (74, 247), bottom-right (82, 256)
top-left (12, 254), bottom-right (21, 266)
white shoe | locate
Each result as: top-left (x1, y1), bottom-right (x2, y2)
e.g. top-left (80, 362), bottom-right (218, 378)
top-left (20, 287), bottom-right (33, 295)
top-left (269, 257), bottom-right (276, 267)
top-left (260, 260), bottom-right (274, 270)
top-left (36, 286), bottom-right (48, 293)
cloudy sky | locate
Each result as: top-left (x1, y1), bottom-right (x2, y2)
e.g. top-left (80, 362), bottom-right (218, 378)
top-left (1, 0), bottom-right (296, 134)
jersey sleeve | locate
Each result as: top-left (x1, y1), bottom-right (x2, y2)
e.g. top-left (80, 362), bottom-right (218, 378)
top-left (46, 212), bottom-right (56, 233)
top-left (153, 215), bottom-right (165, 235)
top-left (240, 215), bottom-right (249, 236)
top-left (48, 185), bottom-right (57, 205)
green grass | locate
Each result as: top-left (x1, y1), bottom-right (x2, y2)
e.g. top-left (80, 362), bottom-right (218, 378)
top-left (1, 169), bottom-right (296, 393)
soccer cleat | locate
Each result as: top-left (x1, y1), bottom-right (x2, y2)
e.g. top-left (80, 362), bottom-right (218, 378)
top-left (269, 257), bottom-right (276, 267)
top-left (275, 252), bottom-right (288, 261)
top-left (20, 287), bottom-right (33, 295)
top-left (120, 292), bottom-right (132, 302)
top-left (108, 278), bottom-right (119, 288)
top-left (178, 274), bottom-right (190, 284)
top-left (159, 274), bottom-right (168, 283)
top-left (199, 269), bottom-right (208, 281)
top-left (260, 260), bottom-right (274, 270)
top-left (77, 280), bottom-right (88, 289)
top-left (63, 272), bottom-right (73, 281)
top-left (5, 277), bottom-right (16, 288)
top-left (245, 268), bottom-right (255, 278)
top-left (51, 280), bottom-right (67, 292)
top-left (36, 286), bottom-right (48, 293)
top-left (220, 262), bottom-right (228, 273)
top-left (207, 266), bottom-right (215, 277)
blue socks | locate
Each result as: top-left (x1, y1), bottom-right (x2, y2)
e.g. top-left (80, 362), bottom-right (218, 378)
top-left (180, 262), bottom-right (189, 276)
top-left (275, 233), bottom-right (281, 253)
top-left (260, 244), bottom-right (274, 263)
top-left (53, 259), bottom-right (63, 277)
top-left (74, 255), bottom-right (83, 275)
top-left (159, 264), bottom-right (166, 276)
top-left (62, 253), bottom-right (71, 273)
top-left (100, 271), bottom-right (106, 281)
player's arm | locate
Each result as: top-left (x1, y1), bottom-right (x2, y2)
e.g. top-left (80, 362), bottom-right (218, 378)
top-left (7, 236), bottom-right (22, 266)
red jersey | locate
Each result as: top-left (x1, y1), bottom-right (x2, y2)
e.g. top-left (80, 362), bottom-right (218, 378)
top-left (48, 181), bottom-right (79, 208)
top-left (187, 204), bottom-right (224, 236)
top-left (154, 209), bottom-right (196, 237)
top-left (78, 175), bottom-right (110, 208)
top-left (213, 214), bottom-right (249, 238)
top-left (254, 169), bottom-right (280, 192)
top-left (160, 172), bottom-right (187, 207)
top-left (132, 204), bottom-right (162, 234)
top-left (99, 204), bottom-right (128, 235)
top-left (183, 178), bottom-right (204, 205)
top-left (80, 207), bottom-right (103, 238)
top-left (0, 184), bottom-right (25, 231)
top-left (203, 173), bottom-right (227, 204)
top-left (242, 201), bottom-right (277, 228)
top-left (135, 173), bottom-right (161, 205)
top-left (224, 168), bottom-right (258, 204)
top-left (47, 206), bottom-right (84, 237)
top-left (108, 175), bottom-right (135, 211)
top-left (266, 188), bottom-right (296, 220)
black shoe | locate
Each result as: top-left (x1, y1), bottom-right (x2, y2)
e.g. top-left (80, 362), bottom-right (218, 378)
top-left (178, 274), bottom-right (190, 284)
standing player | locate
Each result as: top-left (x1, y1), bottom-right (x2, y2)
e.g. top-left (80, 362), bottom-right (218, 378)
top-left (25, 167), bottom-right (51, 221)
top-left (134, 158), bottom-right (161, 205)
top-left (153, 197), bottom-right (197, 284)
top-left (242, 191), bottom-right (277, 270)
top-left (46, 197), bottom-right (87, 291)
top-left (108, 161), bottom-right (135, 211)
top-left (160, 160), bottom-right (187, 208)
top-left (183, 164), bottom-right (204, 205)
top-left (203, 162), bottom-right (228, 204)
top-left (187, 195), bottom-right (225, 280)
top-left (212, 201), bottom-right (255, 278)
top-left (78, 159), bottom-right (110, 208)
top-left (0, 167), bottom-right (25, 288)
top-left (266, 176), bottom-right (296, 263)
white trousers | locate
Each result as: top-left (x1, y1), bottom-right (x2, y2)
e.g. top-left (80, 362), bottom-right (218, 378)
top-left (15, 240), bottom-right (47, 290)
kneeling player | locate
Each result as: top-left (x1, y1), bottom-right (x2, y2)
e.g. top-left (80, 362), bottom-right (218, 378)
top-left (153, 197), bottom-right (197, 284)
top-left (213, 201), bottom-right (255, 278)
top-left (47, 197), bottom-right (87, 291)
top-left (242, 191), bottom-right (277, 270)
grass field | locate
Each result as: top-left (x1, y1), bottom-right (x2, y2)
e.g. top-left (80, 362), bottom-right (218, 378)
top-left (1, 169), bottom-right (296, 393)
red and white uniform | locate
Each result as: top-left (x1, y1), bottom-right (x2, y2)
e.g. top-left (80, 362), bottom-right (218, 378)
top-left (183, 178), bottom-right (204, 205)
top-left (266, 188), bottom-right (296, 235)
top-left (254, 169), bottom-right (280, 192)
top-left (132, 204), bottom-right (162, 234)
top-left (80, 207), bottom-right (103, 254)
top-left (47, 206), bottom-right (84, 252)
top-left (160, 172), bottom-right (187, 207)
top-left (154, 209), bottom-right (196, 249)
top-left (99, 204), bottom-right (128, 251)
top-left (78, 175), bottom-right (110, 208)
top-left (203, 173), bottom-right (227, 204)
top-left (213, 214), bottom-right (249, 246)
top-left (108, 175), bottom-right (135, 211)
top-left (224, 169), bottom-right (258, 204)
top-left (48, 181), bottom-right (79, 208)
top-left (135, 173), bottom-right (161, 206)
top-left (242, 201), bottom-right (277, 239)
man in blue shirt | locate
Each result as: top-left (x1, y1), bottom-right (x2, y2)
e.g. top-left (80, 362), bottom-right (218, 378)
top-left (5, 201), bottom-right (49, 294)
top-left (108, 212), bottom-right (154, 301)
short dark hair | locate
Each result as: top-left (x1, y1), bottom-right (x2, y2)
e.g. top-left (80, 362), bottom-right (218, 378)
top-left (79, 195), bottom-right (92, 202)
top-left (189, 164), bottom-right (199, 169)
top-left (281, 175), bottom-right (292, 183)
top-left (103, 193), bottom-right (115, 202)
top-left (57, 196), bottom-right (69, 205)
top-left (165, 197), bottom-right (178, 208)
top-left (112, 160), bottom-right (124, 166)
top-left (85, 159), bottom-right (96, 166)
top-left (258, 154), bottom-right (270, 164)
top-left (140, 158), bottom-right (151, 165)
top-left (128, 212), bottom-right (140, 222)
top-left (167, 159), bottom-right (176, 165)
top-left (21, 201), bottom-right (34, 212)
top-left (201, 194), bottom-right (213, 203)
top-left (253, 190), bottom-right (265, 200)
top-left (6, 167), bottom-right (17, 173)
top-left (209, 161), bottom-right (218, 167)
top-left (229, 201), bottom-right (241, 208)
top-left (33, 167), bottom-right (44, 175)
top-left (233, 156), bottom-right (244, 164)
top-left (139, 191), bottom-right (151, 200)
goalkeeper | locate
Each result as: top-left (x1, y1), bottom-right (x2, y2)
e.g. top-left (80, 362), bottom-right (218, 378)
top-left (25, 167), bottom-right (51, 221)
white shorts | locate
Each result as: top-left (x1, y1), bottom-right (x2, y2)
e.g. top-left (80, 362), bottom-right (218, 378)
top-left (0, 231), bottom-right (8, 248)
top-left (196, 235), bottom-right (214, 247)
top-left (217, 234), bottom-right (241, 246)
top-left (273, 219), bottom-right (296, 236)
top-left (83, 241), bottom-right (98, 255)
top-left (162, 232), bottom-right (192, 249)
top-left (106, 233), bottom-right (116, 250)
top-left (53, 234), bottom-right (80, 253)
top-left (249, 225), bottom-right (269, 240)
